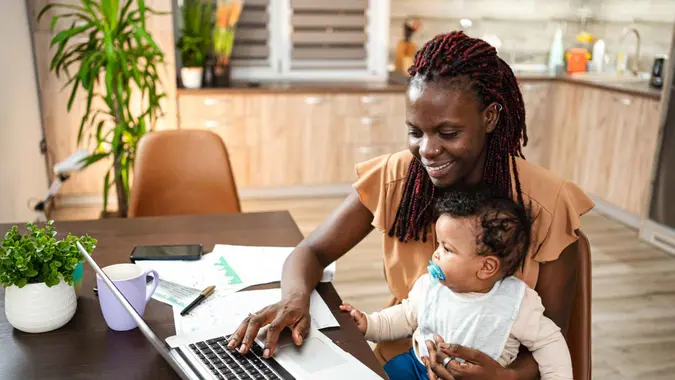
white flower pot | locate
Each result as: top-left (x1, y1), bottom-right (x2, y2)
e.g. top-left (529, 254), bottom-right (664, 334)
top-left (181, 67), bottom-right (203, 89)
top-left (4, 280), bottom-right (77, 333)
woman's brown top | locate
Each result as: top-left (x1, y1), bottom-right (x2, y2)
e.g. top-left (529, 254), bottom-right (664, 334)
top-left (353, 150), bottom-right (595, 362)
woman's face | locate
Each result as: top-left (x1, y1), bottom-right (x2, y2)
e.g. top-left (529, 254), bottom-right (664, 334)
top-left (406, 76), bottom-right (499, 189)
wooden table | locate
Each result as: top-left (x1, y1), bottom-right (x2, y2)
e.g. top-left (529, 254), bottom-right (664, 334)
top-left (0, 212), bottom-right (386, 379)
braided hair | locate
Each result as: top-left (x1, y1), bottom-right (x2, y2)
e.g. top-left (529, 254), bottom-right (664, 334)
top-left (389, 31), bottom-right (528, 243)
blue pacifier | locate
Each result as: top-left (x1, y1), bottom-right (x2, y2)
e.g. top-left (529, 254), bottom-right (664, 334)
top-left (427, 260), bottom-right (446, 281)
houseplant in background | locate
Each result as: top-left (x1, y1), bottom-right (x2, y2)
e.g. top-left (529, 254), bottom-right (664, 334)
top-left (178, 0), bottom-right (214, 89)
top-left (0, 221), bottom-right (97, 333)
top-left (212, 0), bottom-right (243, 86)
top-left (38, 0), bottom-right (166, 218)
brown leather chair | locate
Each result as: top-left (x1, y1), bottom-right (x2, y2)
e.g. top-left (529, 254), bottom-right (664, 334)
top-left (568, 230), bottom-right (591, 380)
top-left (128, 130), bottom-right (241, 217)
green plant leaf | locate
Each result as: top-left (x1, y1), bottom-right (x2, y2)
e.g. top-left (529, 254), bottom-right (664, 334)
top-left (66, 77), bottom-right (81, 111)
top-left (50, 22), bottom-right (94, 47)
top-left (42, 0), bottom-right (164, 216)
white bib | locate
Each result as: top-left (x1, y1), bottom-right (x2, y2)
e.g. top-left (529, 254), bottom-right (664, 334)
top-left (416, 275), bottom-right (526, 361)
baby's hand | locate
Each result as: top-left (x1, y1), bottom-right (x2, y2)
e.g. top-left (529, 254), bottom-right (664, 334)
top-left (340, 303), bottom-right (367, 334)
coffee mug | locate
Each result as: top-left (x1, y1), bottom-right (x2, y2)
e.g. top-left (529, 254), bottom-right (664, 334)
top-left (96, 263), bottom-right (159, 331)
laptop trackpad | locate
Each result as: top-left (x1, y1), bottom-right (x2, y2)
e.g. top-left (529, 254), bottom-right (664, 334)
top-left (281, 337), bottom-right (347, 373)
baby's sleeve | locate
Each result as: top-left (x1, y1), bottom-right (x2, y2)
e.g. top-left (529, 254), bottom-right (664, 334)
top-left (364, 275), bottom-right (427, 342)
top-left (511, 287), bottom-right (574, 380)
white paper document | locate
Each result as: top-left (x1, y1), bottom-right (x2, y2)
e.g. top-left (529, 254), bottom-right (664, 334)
top-left (152, 279), bottom-right (201, 308)
top-left (210, 245), bottom-right (336, 285)
top-left (173, 289), bottom-right (340, 335)
top-left (136, 252), bottom-right (250, 294)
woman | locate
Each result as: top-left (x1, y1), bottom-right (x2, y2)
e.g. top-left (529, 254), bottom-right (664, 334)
top-left (228, 31), bottom-right (594, 379)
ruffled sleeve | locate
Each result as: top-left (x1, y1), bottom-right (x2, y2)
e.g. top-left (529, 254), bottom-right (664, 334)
top-left (534, 181), bottom-right (595, 263)
top-left (353, 154), bottom-right (392, 231)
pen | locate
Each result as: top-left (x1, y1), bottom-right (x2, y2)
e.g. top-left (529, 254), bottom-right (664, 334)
top-left (180, 285), bottom-right (216, 316)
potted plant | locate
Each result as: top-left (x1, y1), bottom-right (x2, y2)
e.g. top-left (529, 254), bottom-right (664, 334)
top-left (178, 0), bottom-right (214, 89)
top-left (0, 221), bottom-right (97, 333)
top-left (38, 0), bottom-right (166, 217)
top-left (212, 0), bottom-right (243, 87)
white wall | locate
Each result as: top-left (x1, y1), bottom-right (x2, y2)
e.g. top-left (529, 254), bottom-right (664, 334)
top-left (0, 2), bottom-right (49, 223)
top-left (390, 0), bottom-right (675, 70)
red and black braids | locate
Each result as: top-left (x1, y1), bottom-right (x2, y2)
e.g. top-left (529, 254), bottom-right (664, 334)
top-left (388, 31), bottom-right (528, 243)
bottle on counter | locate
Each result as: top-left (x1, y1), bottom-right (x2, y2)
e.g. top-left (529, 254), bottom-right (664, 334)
top-left (548, 26), bottom-right (565, 75)
top-left (591, 39), bottom-right (606, 73)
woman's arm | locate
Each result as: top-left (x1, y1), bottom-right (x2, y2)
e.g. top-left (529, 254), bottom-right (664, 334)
top-left (228, 190), bottom-right (374, 356)
top-left (281, 190), bottom-right (375, 300)
top-left (503, 239), bottom-right (579, 379)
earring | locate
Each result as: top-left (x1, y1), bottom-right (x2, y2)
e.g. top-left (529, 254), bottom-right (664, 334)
top-left (495, 104), bottom-right (503, 112)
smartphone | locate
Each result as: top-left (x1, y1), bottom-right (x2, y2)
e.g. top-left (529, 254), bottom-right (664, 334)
top-left (129, 244), bottom-right (203, 262)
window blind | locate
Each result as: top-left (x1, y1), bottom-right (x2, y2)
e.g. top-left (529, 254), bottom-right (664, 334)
top-left (231, 0), bottom-right (270, 66)
top-left (290, 0), bottom-right (369, 69)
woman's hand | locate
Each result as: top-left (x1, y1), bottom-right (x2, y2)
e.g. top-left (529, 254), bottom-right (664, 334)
top-left (339, 302), bottom-right (368, 334)
top-left (422, 335), bottom-right (517, 380)
top-left (227, 294), bottom-right (311, 358)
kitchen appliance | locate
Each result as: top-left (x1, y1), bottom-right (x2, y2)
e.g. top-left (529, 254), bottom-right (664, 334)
top-left (640, 27), bottom-right (675, 255)
top-left (650, 54), bottom-right (668, 89)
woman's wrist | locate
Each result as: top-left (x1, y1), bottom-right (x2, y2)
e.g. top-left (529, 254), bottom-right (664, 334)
top-left (502, 368), bottom-right (519, 380)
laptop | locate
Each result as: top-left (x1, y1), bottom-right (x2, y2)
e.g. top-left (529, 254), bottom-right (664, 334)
top-left (77, 242), bottom-right (383, 380)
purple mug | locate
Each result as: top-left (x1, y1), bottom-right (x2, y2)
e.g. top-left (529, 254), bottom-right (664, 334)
top-left (96, 263), bottom-right (159, 331)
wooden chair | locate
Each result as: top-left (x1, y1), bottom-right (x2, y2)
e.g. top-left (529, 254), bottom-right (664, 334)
top-left (568, 231), bottom-right (592, 380)
top-left (128, 130), bottom-right (241, 217)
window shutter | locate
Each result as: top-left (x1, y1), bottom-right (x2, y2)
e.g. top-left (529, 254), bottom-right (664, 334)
top-left (231, 0), bottom-right (271, 67)
top-left (289, 0), bottom-right (369, 70)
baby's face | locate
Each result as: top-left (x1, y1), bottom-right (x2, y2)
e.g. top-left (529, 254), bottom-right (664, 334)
top-left (432, 214), bottom-right (486, 292)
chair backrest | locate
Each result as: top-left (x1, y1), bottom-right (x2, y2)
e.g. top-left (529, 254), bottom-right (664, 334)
top-left (128, 130), bottom-right (241, 217)
top-left (567, 231), bottom-right (591, 380)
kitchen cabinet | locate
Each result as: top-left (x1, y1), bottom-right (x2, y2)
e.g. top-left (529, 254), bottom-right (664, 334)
top-left (177, 92), bottom-right (406, 189)
top-left (545, 83), bottom-right (661, 216)
top-left (519, 81), bottom-right (553, 168)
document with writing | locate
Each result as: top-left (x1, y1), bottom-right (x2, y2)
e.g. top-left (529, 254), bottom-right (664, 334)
top-left (210, 245), bottom-right (336, 285)
top-left (173, 289), bottom-right (340, 335)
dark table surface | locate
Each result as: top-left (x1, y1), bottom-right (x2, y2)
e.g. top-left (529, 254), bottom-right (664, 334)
top-left (0, 212), bottom-right (386, 379)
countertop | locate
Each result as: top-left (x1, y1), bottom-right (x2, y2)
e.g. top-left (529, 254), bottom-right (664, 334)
top-left (177, 72), bottom-right (662, 100)
top-left (514, 72), bottom-right (662, 100)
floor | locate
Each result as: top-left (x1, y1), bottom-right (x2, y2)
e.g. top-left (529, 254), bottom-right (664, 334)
top-left (53, 196), bottom-right (675, 380)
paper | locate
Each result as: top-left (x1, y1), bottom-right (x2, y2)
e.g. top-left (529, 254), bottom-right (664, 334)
top-left (173, 289), bottom-right (340, 335)
top-left (135, 252), bottom-right (249, 295)
top-left (152, 279), bottom-right (201, 308)
top-left (210, 245), bottom-right (336, 286)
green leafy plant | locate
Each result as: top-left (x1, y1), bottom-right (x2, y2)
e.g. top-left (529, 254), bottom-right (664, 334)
top-left (0, 221), bottom-right (97, 288)
top-left (178, 0), bottom-right (214, 68)
top-left (38, 0), bottom-right (166, 217)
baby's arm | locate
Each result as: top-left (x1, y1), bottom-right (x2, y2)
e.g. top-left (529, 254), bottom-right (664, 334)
top-left (511, 287), bottom-right (574, 380)
top-left (364, 275), bottom-right (427, 343)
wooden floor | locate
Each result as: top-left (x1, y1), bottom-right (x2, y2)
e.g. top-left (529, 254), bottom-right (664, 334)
top-left (53, 197), bottom-right (675, 380)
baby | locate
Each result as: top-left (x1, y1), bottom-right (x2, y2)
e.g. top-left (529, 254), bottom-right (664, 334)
top-left (341, 188), bottom-right (573, 380)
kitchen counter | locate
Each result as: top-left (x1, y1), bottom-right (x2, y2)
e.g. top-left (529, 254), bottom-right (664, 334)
top-left (177, 71), bottom-right (662, 100)
top-left (520, 72), bottom-right (663, 100)
top-left (177, 80), bottom-right (407, 95)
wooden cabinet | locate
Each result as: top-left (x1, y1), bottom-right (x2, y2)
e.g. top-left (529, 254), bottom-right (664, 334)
top-left (545, 83), bottom-right (661, 216)
top-left (335, 93), bottom-right (408, 182)
top-left (177, 92), bottom-right (407, 189)
top-left (520, 81), bottom-right (553, 168)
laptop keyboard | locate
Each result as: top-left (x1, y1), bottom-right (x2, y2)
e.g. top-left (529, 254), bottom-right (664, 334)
top-left (189, 336), bottom-right (282, 380)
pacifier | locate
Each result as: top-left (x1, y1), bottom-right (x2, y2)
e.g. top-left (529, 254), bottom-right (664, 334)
top-left (427, 260), bottom-right (446, 281)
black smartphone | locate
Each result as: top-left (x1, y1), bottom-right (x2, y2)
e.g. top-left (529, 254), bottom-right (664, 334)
top-left (129, 244), bottom-right (203, 262)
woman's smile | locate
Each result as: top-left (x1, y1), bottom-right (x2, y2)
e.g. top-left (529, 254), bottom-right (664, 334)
top-left (424, 160), bottom-right (454, 178)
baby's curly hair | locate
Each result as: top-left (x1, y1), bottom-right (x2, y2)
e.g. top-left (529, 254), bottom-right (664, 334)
top-left (433, 186), bottom-right (533, 278)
